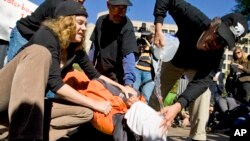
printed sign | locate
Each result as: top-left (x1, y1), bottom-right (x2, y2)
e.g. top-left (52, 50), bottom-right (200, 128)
top-left (0, 0), bottom-right (38, 41)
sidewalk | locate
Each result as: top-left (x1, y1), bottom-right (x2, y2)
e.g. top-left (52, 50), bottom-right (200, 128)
top-left (1, 124), bottom-right (230, 141)
top-left (168, 126), bottom-right (229, 141)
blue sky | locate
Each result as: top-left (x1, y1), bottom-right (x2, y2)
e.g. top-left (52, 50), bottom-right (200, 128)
top-left (30, 0), bottom-right (236, 24)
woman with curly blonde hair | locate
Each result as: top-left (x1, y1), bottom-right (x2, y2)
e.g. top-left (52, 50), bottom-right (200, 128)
top-left (230, 46), bottom-right (250, 104)
top-left (7, 0), bottom-right (86, 62)
top-left (43, 15), bottom-right (86, 67)
top-left (0, 1), bottom-right (136, 141)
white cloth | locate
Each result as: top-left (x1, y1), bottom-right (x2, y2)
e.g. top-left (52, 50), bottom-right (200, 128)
top-left (125, 101), bottom-right (167, 141)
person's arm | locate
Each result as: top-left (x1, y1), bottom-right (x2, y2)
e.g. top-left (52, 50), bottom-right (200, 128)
top-left (153, 0), bottom-right (168, 24)
top-left (177, 71), bottom-right (213, 108)
top-left (118, 18), bottom-right (137, 87)
top-left (154, 23), bottom-right (165, 47)
top-left (52, 50), bottom-right (111, 115)
top-left (239, 61), bottom-right (250, 74)
top-left (36, 29), bottom-right (112, 115)
top-left (17, 0), bottom-right (57, 39)
top-left (244, 61), bottom-right (250, 74)
top-left (160, 70), bottom-right (213, 132)
top-left (153, 0), bottom-right (169, 47)
top-left (123, 53), bottom-right (136, 86)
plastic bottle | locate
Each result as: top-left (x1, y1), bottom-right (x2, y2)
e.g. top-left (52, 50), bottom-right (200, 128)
top-left (153, 33), bottom-right (179, 62)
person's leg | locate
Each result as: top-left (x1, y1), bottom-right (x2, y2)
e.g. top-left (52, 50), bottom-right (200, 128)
top-left (141, 71), bottom-right (155, 102)
top-left (0, 59), bottom-right (14, 114)
top-left (217, 97), bottom-right (229, 113)
top-left (241, 82), bottom-right (250, 103)
top-left (149, 62), bottom-right (183, 110)
top-left (160, 62), bottom-right (184, 99)
top-left (0, 49), bottom-right (15, 140)
top-left (186, 70), bottom-right (211, 141)
top-left (0, 40), bottom-right (8, 69)
top-left (177, 76), bottom-right (189, 97)
top-left (6, 45), bottom-right (51, 140)
top-left (7, 27), bottom-right (28, 61)
top-left (49, 101), bottom-right (93, 141)
top-left (189, 89), bottom-right (211, 141)
top-left (226, 97), bottom-right (239, 111)
top-left (133, 68), bottom-right (142, 91)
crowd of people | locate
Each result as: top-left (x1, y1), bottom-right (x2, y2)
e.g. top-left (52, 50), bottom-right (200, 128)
top-left (0, 0), bottom-right (249, 141)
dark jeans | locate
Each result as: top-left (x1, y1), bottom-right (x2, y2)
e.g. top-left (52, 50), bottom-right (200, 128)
top-left (0, 40), bottom-right (9, 69)
top-left (216, 97), bottom-right (239, 113)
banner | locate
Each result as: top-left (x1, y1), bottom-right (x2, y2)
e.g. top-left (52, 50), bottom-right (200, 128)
top-left (0, 0), bottom-right (38, 41)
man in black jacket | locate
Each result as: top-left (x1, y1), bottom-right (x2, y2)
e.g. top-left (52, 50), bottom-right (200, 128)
top-left (152, 0), bottom-right (248, 140)
top-left (89, 0), bottom-right (137, 88)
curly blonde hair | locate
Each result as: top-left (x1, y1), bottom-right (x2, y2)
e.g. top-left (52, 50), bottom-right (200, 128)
top-left (232, 46), bottom-right (248, 64)
top-left (42, 15), bottom-right (86, 63)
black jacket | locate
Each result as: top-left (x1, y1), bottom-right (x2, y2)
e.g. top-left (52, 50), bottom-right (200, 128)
top-left (16, 0), bottom-right (66, 40)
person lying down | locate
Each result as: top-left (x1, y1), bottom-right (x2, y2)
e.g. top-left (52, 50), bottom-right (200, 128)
top-left (63, 69), bottom-right (167, 141)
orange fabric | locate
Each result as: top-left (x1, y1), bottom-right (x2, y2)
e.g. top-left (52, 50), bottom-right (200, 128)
top-left (63, 70), bottom-right (128, 135)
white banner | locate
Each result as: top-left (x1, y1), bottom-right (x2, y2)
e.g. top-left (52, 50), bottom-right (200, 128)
top-left (0, 0), bottom-right (38, 41)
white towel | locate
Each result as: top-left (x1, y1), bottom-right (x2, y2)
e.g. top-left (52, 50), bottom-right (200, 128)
top-left (125, 101), bottom-right (167, 141)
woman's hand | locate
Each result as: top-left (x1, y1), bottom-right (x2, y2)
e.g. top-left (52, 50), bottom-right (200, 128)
top-left (94, 101), bottom-right (112, 115)
top-left (125, 96), bottom-right (139, 107)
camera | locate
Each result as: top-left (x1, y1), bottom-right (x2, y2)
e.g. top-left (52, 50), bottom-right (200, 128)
top-left (137, 38), bottom-right (147, 47)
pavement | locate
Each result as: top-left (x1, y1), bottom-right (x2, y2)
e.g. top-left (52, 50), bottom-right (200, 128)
top-left (168, 126), bottom-right (229, 141)
top-left (1, 124), bottom-right (230, 141)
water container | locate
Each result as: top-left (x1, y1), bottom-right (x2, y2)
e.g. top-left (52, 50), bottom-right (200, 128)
top-left (153, 33), bottom-right (179, 62)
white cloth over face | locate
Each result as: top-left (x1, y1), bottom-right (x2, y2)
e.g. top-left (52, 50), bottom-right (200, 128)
top-left (125, 101), bottom-right (167, 141)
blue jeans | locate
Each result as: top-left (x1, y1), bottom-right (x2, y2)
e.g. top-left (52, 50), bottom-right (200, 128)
top-left (0, 40), bottom-right (8, 68)
top-left (8, 27), bottom-right (28, 61)
top-left (133, 68), bottom-right (155, 102)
